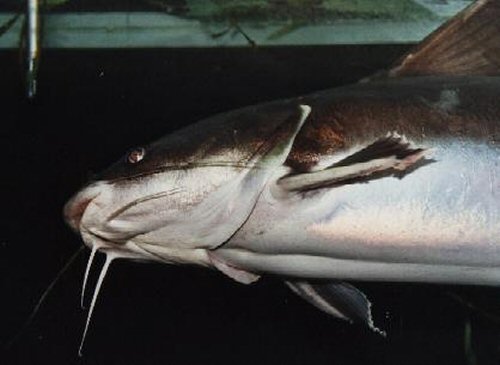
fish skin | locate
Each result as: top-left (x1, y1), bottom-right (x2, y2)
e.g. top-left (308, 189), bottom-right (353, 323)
top-left (287, 76), bottom-right (500, 172)
top-left (95, 102), bottom-right (302, 182)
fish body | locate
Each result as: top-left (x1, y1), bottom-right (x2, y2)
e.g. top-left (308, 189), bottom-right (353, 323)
top-left (220, 76), bottom-right (500, 285)
top-left (64, 0), bottom-right (500, 335)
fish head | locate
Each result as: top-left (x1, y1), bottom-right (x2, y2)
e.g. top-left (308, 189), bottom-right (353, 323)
top-left (63, 143), bottom-right (253, 266)
top-left (63, 103), bottom-right (310, 265)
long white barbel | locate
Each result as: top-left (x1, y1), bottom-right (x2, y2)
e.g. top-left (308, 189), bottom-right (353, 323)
top-left (81, 244), bottom-right (100, 309)
top-left (78, 252), bottom-right (116, 356)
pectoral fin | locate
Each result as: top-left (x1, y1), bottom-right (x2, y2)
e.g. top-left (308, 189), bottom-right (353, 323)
top-left (286, 280), bottom-right (384, 335)
top-left (278, 132), bottom-right (429, 192)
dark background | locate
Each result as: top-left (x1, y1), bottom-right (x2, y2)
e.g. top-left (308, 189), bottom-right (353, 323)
top-left (3, 45), bottom-right (500, 365)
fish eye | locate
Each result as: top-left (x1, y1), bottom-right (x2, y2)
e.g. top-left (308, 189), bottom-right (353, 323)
top-left (127, 147), bottom-right (146, 164)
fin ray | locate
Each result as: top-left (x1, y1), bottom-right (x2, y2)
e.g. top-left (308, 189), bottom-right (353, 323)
top-left (286, 280), bottom-right (384, 335)
top-left (366, 0), bottom-right (500, 80)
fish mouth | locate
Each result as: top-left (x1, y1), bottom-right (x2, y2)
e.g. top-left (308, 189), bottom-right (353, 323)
top-left (63, 185), bottom-right (102, 232)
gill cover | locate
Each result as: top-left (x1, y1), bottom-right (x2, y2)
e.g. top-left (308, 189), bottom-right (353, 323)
top-left (166, 103), bottom-right (311, 250)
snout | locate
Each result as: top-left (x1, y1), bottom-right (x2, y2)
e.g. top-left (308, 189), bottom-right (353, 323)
top-left (63, 185), bottom-right (101, 232)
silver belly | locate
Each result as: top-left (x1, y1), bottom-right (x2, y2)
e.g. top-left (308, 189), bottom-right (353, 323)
top-left (221, 139), bottom-right (500, 284)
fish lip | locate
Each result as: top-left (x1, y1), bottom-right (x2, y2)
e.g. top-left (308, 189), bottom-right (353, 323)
top-left (63, 187), bottom-right (102, 232)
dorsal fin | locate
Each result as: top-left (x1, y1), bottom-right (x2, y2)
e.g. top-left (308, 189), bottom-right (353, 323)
top-left (370, 0), bottom-right (500, 79)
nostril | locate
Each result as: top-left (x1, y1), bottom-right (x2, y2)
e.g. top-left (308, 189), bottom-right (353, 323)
top-left (63, 196), bottom-right (94, 232)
